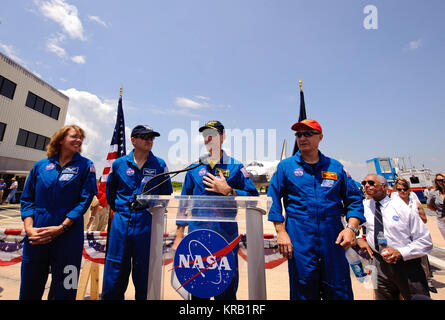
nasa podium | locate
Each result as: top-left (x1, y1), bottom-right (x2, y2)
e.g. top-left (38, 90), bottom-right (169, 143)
top-left (137, 195), bottom-right (272, 300)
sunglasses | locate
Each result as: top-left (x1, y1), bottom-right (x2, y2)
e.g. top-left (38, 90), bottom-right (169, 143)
top-left (396, 188), bottom-right (409, 192)
top-left (361, 180), bottom-right (377, 187)
top-left (437, 179), bottom-right (444, 183)
top-left (203, 131), bottom-right (219, 138)
top-left (135, 134), bottom-right (155, 140)
top-left (295, 131), bottom-right (320, 138)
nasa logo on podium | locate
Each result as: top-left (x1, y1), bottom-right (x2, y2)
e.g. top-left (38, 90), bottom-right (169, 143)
top-left (173, 229), bottom-right (239, 298)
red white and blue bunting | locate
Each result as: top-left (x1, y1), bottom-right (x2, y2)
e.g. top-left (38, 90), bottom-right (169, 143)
top-left (0, 228), bottom-right (286, 269)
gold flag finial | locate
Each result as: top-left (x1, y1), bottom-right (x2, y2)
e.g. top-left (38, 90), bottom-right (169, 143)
top-left (120, 86), bottom-right (123, 97)
top-left (298, 80), bottom-right (303, 92)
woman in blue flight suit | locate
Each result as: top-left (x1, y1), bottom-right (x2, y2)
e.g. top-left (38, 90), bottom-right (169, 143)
top-left (102, 125), bottom-right (173, 300)
top-left (173, 121), bottom-right (259, 300)
top-left (20, 125), bottom-right (97, 300)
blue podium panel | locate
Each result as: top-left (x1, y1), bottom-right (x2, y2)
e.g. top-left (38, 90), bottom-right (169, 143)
top-left (136, 195), bottom-right (272, 300)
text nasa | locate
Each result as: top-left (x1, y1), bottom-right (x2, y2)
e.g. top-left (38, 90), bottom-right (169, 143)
top-left (178, 254), bottom-right (232, 270)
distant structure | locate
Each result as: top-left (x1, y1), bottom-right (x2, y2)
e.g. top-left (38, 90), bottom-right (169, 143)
top-left (0, 51), bottom-right (69, 192)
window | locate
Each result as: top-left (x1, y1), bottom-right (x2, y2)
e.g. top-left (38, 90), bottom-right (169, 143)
top-left (16, 129), bottom-right (28, 146)
top-left (16, 128), bottom-right (50, 151)
top-left (50, 105), bottom-right (60, 120)
top-left (0, 75), bottom-right (17, 100)
top-left (24, 91), bottom-right (61, 120)
top-left (0, 122), bottom-right (6, 141)
top-left (410, 176), bottom-right (420, 184)
top-left (35, 135), bottom-right (46, 151)
top-left (26, 132), bottom-right (37, 148)
top-left (34, 96), bottom-right (44, 113)
top-left (25, 92), bottom-right (36, 109)
top-left (43, 101), bottom-right (52, 117)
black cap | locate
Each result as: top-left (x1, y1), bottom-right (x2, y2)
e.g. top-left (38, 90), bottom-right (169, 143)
top-left (198, 120), bottom-right (224, 134)
top-left (131, 125), bottom-right (160, 137)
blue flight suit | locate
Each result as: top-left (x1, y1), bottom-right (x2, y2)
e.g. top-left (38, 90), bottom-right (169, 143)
top-left (20, 153), bottom-right (97, 300)
top-left (177, 151), bottom-right (259, 300)
top-left (102, 150), bottom-right (173, 300)
top-left (267, 151), bottom-right (365, 300)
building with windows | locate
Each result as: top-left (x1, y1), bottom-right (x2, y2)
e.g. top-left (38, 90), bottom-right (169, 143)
top-left (0, 51), bottom-right (69, 201)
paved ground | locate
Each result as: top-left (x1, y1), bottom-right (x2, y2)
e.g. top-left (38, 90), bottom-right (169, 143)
top-left (1, 202), bottom-right (444, 300)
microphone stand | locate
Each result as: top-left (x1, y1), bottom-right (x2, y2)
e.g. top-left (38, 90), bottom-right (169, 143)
top-left (129, 159), bottom-right (204, 211)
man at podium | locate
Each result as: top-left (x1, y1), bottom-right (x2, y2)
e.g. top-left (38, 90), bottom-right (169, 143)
top-left (173, 120), bottom-right (259, 300)
top-left (102, 125), bottom-right (173, 300)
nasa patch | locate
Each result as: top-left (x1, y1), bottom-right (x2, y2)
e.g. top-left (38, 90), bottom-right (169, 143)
top-left (173, 229), bottom-right (238, 298)
top-left (198, 168), bottom-right (207, 177)
top-left (62, 167), bottom-right (79, 175)
top-left (59, 174), bottom-right (74, 181)
top-left (392, 215), bottom-right (400, 222)
top-left (126, 168), bottom-right (135, 176)
top-left (321, 179), bottom-right (335, 188)
top-left (45, 163), bottom-right (55, 171)
top-left (294, 168), bottom-right (304, 177)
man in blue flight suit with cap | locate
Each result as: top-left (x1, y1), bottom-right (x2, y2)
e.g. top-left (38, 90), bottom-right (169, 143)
top-left (268, 119), bottom-right (365, 300)
top-left (173, 120), bottom-right (259, 300)
top-left (102, 125), bottom-right (173, 300)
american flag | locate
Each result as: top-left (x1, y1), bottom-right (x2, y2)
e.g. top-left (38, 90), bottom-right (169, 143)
top-left (99, 94), bottom-right (126, 193)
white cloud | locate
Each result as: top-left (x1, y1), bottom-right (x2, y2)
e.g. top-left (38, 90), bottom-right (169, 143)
top-left (0, 42), bottom-right (25, 64)
top-left (88, 15), bottom-right (108, 28)
top-left (175, 97), bottom-right (205, 109)
top-left (46, 33), bottom-right (87, 64)
top-left (71, 55), bottom-right (86, 64)
top-left (36, 0), bottom-right (85, 40)
top-left (408, 38), bottom-right (422, 51)
top-left (195, 95), bottom-right (211, 101)
top-left (61, 88), bottom-right (132, 173)
top-left (46, 34), bottom-right (67, 58)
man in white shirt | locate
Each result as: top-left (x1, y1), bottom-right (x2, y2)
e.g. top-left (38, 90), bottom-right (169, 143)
top-left (360, 174), bottom-right (433, 300)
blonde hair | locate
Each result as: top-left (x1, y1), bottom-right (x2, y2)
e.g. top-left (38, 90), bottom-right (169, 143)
top-left (394, 177), bottom-right (411, 191)
top-left (46, 125), bottom-right (85, 158)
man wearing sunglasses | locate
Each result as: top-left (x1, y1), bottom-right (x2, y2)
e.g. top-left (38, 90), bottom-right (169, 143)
top-left (360, 174), bottom-right (432, 300)
top-left (103, 125), bottom-right (173, 300)
top-left (173, 120), bottom-right (259, 300)
top-left (267, 119), bottom-right (365, 300)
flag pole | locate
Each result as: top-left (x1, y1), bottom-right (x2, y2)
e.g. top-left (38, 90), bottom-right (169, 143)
top-left (292, 79), bottom-right (307, 155)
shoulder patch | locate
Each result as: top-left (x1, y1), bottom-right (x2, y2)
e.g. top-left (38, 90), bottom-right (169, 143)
top-left (241, 167), bottom-right (249, 178)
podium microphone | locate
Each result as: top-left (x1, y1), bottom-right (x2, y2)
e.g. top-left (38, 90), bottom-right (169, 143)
top-left (129, 154), bottom-right (208, 211)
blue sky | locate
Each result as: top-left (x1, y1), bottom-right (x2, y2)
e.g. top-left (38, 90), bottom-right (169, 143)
top-left (1, 0), bottom-right (444, 182)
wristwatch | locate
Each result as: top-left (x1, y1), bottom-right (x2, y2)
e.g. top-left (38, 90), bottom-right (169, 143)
top-left (62, 223), bottom-right (71, 232)
top-left (345, 224), bottom-right (360, 236)
top-left (226, 188), bottom-right (234, 196)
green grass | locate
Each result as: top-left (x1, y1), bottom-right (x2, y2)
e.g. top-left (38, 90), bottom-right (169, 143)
top-left (172, 181), bottom-right (183, 192)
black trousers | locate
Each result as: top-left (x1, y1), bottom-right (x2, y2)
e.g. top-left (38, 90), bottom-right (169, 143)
top-left (373, 253), bottom-right (430, 300)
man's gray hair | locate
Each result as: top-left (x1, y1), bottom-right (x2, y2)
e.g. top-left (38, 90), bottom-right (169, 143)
top-left (375, 175), bottom-right (387, 185)
top-left (365, 174), bottom-right (387, 186)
